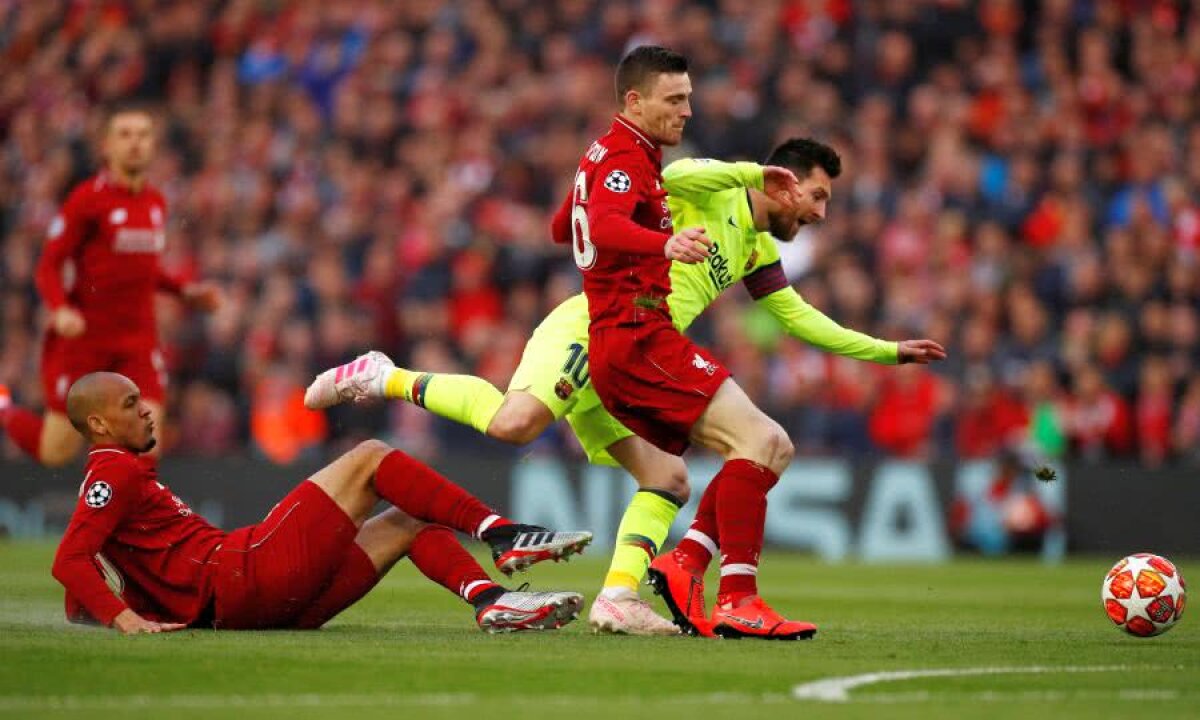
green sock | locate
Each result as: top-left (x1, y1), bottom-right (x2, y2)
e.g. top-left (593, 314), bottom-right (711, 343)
top-left (384, 369), bottom-right (504, 435)
top-left (603, 490), bottom-right (683, 591)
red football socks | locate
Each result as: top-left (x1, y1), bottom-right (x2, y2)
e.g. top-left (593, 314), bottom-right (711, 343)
top-left (2, 405), bottom-right (43, 462)
top-left (407, 525), bottom-right (499, 604)
top-left (293, 542), bottom-right (380, 629)
top-left (714, 459), bottom-right (779, 607)
top-left (675, 475), bottom-right (721, 572)
top-left (373, 450), bottom-right (510, 537)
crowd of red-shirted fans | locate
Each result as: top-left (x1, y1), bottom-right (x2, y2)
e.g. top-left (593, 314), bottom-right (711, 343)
top-left (2, 0), bottom-right (1200, 467)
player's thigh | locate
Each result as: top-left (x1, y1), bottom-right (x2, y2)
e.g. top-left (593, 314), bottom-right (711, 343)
top-left (605, 433), bottom-right (690, 501)
top-left (40, 335), bottom-right (98, 414)
top-left (307, 439), bottom-right (393, 523)
top-left (591, 325), bottom-right (729, 456)
top-left (507, 294), bottom-right (592, 420)
top-left (564, 397), bottom-right (635, 467)
top-left (212, 481), bottom-right (361, 629)
top-left (113, 346), bottom-right (167, 404)
top-left (690, 377), bottom-right (787, 461)
top-left (38, 411), bottom-right (84, 466)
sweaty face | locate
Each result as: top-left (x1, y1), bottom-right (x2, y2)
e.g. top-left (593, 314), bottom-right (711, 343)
top-left (98, 380), bottom-right (157, 453)
top-left (770, 167), bottom-right (832, 241)
top-left (103, 112), bottom-right (156, 176)
top-left (632, 73), bottom-right (692, 146)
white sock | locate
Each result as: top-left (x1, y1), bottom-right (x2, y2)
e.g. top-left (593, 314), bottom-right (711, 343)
top-left (600, 586), bottom-right (638, 602)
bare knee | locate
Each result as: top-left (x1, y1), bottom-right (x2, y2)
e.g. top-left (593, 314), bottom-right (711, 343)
top-left (39, 435), bottom-right (82, 468)
top-left (355, 438), bottom-right (392, 462)
top-left (732, 421), bottom-right (793, 475)
top-left (352, 439), bottom-right (394, 483)
top-left (486, 406), bottom-right (546, 445)
top-left (760, 424), bottom-right (794, 475)
top-left (635, 465), bottom-right (691, 505)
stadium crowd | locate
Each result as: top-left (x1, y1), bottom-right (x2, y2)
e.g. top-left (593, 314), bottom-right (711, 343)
top-left (2, 0), bottom-right (1199, 467)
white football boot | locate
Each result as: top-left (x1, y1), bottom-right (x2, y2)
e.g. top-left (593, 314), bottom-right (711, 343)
top-left (588, 590), bottom-right (681, 636)
top-left (476, 587), bottom-right (584, 633)
top-left (304, 350), bottom-right (394, 409)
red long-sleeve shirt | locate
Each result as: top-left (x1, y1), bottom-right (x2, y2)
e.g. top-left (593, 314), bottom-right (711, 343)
top-left (551, 115), bottom-right (675, 330)
top-left (34, 172), bottom-right (185, 347)
top-left (51, 446), bottom-right (226, 626)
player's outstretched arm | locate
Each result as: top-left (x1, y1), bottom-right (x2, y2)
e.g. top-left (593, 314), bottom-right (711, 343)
top-left (756, 285), bottom-right (901, 363)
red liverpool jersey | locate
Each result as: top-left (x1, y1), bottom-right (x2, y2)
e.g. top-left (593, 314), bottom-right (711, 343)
top-left (34, 172), bottom-right (185, 346)
top-left (51, 446), bottom-right (226, 626)
top-left (551, 116), bottom-right (675, 330)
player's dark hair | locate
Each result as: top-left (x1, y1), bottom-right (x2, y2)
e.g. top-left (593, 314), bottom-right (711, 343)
top-left (615, 46), bottom-right (689, 104)
top-left (102, 100), bottom-right (155, 131)
top-left (766, 138), bottom-right (842, 180)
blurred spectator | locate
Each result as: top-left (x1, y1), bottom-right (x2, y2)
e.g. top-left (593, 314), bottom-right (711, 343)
top-left (1135, 357), bottom-right (1173, 467)
top-left (868, 364), bottom-right (947, 459)
top-left (1066, 365), bottom-right (1133, 461)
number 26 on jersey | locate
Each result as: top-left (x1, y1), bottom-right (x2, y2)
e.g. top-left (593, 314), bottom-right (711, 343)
top-left (571, 170), bottom-right (597, 270)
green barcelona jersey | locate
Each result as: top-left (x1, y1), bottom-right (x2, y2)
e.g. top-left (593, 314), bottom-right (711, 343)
top-left (661, 157), bottom-right (897, 363)
top-left (663, 158), bottom-right (778, 331)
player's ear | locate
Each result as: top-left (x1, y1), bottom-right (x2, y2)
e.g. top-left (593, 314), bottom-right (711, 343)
top-left (624, 88), bottom-right (642, 115)
top-left (87, 414), bottom-right (109, 440)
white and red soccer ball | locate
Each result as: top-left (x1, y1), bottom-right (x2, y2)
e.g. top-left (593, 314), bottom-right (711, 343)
top-left (1102, 553), bottom-right (1186, 637)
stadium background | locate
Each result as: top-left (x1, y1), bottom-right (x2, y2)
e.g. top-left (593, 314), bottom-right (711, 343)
top-left (2, 0), bottom-right (1200, 549)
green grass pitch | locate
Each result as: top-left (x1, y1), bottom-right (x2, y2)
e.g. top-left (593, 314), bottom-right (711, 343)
top-left (1, 541), bottom-right (1195, 720)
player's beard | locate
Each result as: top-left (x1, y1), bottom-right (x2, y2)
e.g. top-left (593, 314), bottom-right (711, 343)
top-left (137, 436), bottom-right (157, 454)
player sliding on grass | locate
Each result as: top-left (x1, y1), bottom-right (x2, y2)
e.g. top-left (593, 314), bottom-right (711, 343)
top-left (306, 135), bottom-right (943, 637)
top-left (52, 372), bottom-right (591, 634)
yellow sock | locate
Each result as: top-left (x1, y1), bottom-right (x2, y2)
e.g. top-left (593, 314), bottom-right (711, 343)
top-left (384, 369), bottom-right (504, 435)
top-left (603, 490), bottom-right (682, 591)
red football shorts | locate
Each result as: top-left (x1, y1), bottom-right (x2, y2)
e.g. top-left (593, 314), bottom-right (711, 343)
top-left (589, 322), bottom-right (730, 456)
top-left (40, 333), bottom-right (166, 412)
top-left (209, 481), bottom-right (359, 630)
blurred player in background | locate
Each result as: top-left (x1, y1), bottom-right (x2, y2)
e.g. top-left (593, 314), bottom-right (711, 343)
top-left (53, 372), bottom-right (591, 634)
top-left (0, 105), bottom-right (221, 468)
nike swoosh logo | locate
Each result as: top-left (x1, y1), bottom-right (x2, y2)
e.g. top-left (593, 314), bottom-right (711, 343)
top-left (728, 216), bottom-right (737, 228)
top-left (723, 613), bottom-right (764, 630)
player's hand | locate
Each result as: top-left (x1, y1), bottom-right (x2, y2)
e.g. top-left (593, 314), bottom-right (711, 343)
top-left (112, 608), bottom-right (187, 635)
top-left (182, 282), bottom-right (222, 313)
top-left (763, 165), bottom-right (801, 208)
top-left (664, 227), bottom-right (711, 264)
top-left (897, 339), bottom-right (947, 364)
top-left (51, 306), bottom-right (86, 338)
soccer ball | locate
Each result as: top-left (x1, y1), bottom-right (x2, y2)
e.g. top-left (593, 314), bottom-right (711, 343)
top-left (1101, 553), bottom-right (1186, 637)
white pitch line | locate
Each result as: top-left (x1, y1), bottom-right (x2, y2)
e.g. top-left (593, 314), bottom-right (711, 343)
top-left (792, 665), bottom-right (1134, 702)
